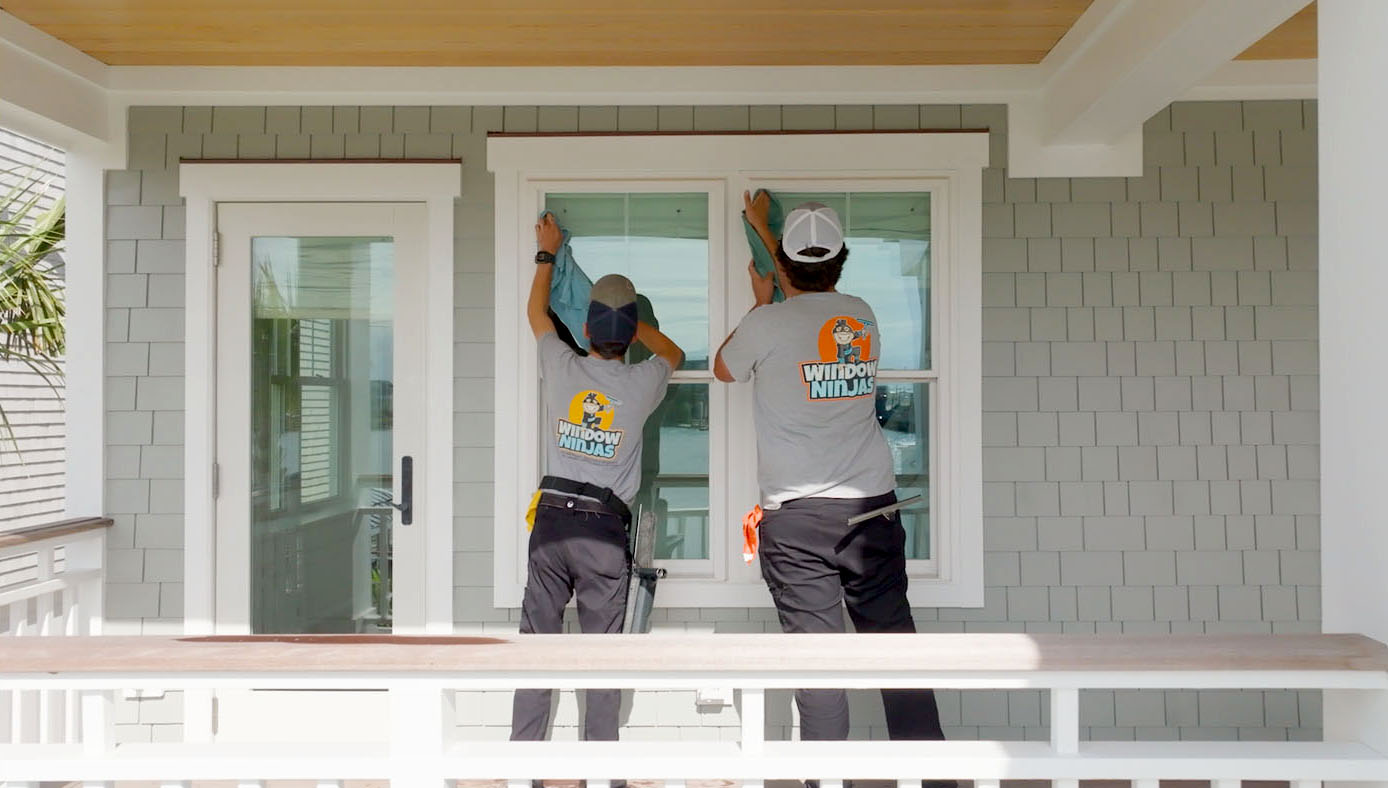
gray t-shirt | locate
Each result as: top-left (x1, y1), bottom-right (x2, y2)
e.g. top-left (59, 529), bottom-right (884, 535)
top-left (720, 292), bottom-right (896, 508)
top-left (538, 332), bottom-right (673, 505)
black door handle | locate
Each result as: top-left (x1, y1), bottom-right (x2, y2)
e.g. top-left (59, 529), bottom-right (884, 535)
top-left (390, 455), bottom-right (413, 525)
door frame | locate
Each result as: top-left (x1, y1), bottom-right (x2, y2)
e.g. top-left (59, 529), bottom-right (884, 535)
top-left (180, 162), bottom-right (461, 634)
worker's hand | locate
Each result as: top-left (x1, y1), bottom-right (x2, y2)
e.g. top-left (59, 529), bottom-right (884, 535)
top-left (748, 260), bottom-right (775, 306)
top-left (535, 213), bottom-right (563, 256)
top-left (743, 189), bottom-right (771, 232)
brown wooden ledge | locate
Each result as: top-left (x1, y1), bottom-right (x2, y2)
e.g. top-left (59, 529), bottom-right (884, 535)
top-left (0, 516), bottom-right (113, 550)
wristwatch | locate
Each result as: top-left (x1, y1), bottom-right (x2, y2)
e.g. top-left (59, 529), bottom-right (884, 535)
top-left (534, 250), bottom-right (556, 265)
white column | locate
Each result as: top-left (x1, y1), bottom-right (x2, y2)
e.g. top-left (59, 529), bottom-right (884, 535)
top-left (61, 145), bottom-right (109, 519)
top-left (1320, 3), bottom-right (1388, 787)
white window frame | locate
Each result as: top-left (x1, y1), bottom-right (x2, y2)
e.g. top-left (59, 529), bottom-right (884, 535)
top-left (489, 134), bottom-right (986, 608)
top-left (179, 162), bottom-right (461, 634)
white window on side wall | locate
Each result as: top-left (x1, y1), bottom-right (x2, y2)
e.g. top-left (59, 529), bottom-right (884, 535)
top-left (488, 133), bottom-right (987, 609)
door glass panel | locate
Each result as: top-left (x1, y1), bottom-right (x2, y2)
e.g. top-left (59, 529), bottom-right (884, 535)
top-left (250, 236), bottom-right (395, 633)
top-left (878, 382), bottom-right (931, 560)
top-left (777, 192), bottom-right (931, 370)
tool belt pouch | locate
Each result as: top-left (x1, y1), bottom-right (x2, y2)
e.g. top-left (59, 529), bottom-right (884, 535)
top-left (537, 475), bottom-right (632, 526)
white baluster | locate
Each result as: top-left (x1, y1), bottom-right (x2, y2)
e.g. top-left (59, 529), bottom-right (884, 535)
top-left (1050, 688), bottom-right (1079, 755)
top-left (1214, 779), bottom-right (1240, 788)
top-left (739, 687), bottom-right (765, 756)
top-left (1292, 781), bottom-right (1322, 788)
top-left (1135, 778), bottom-right (1159, 788)
top-left (315, 782), bottom-right (343, 788)
top-left (12, 613), bottom-right (35, 744)
top-left (36, 586), bottom-right (54, 744)
top-left (80, 689), bottom-right (112, 757)
top-left (388, 684), bottom-right (452, 788)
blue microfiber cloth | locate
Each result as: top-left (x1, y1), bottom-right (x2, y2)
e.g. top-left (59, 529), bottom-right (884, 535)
top-left (540, 209), bottom-right (594, 351)
top-left (741, 189), bottom-right (786, 303)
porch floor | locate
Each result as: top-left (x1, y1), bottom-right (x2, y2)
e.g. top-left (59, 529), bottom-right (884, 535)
top-left (51, 780), bottom-right (1295, 788)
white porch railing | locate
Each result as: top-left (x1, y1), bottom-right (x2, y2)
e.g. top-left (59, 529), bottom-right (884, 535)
top-left (0, 632), bottom-right (1386, 788)
top-left (0, 517), bottom-right (108, 745)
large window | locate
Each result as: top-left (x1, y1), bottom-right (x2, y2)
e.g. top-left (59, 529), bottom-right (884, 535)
top-left (490, 134), bottom-right (986, 608)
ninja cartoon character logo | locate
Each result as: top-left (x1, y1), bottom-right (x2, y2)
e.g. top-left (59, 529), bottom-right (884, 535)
top-left (556, 390), bottom-right (624, 459)
top-left (800, 315), bottom-right (878, 401)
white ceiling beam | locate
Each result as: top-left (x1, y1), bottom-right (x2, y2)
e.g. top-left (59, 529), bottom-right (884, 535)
top-left (0, 12), bottom-right (113, 149)
top-left (1008, 0), bottom-right (1311, 177)
top-left (1044, 0), bottom-right (1312, 145)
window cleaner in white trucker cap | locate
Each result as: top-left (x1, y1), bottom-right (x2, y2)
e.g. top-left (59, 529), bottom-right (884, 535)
top-left (715, 193), bottom-right (950, 781)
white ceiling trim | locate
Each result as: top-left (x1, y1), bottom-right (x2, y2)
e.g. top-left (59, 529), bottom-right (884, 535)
top-left (101, 64), bottom-right (1045, 107)
top-left (0, 7), bottom-right (1317, 176)
top-left (1005, 0), bottom-right (1313, 177)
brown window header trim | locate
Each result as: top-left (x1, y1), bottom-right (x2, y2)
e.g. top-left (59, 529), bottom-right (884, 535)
top-left (488, 129), bottom-right (988, 139)
top-left (179, 158), bottom-right (463, 165)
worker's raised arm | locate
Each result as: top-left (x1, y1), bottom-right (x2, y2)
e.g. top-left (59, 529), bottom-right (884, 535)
top-left (636, 321), bottom-right (684, 371)
top-left (526, 214), bottom-right (562, 338)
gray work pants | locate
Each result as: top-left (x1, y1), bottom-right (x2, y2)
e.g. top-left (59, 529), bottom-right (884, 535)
top-left (757, 492), bottom-right (945, 741)
top-left (510, 499), bottom-right (629, 741)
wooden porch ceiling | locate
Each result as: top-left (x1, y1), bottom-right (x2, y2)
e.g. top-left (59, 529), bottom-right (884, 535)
top-left (0, 0), bottom-right (1316, 68)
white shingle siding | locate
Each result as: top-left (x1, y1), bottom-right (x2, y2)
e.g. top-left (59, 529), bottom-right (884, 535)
top-left (103, 99), bottom-right (1319, 742)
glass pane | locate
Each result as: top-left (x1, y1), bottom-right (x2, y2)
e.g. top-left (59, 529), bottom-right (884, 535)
top-left (633, 383), bottom-right (710, 560)
top-left (778, 192), bottom-right (931, 370)
top-left (544, 193), bottom-right (710, 370)
top-left (877, 382), bottom-right (931, 560)
top-left (250, 236), bottom-right (395, 633)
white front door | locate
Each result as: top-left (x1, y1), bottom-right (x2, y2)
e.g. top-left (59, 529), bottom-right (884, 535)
top-left (214, 203), bottom-right (431, 634)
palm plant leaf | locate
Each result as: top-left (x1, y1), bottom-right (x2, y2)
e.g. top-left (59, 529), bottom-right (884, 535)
top-left (0, 168), bottom-right (66, 456)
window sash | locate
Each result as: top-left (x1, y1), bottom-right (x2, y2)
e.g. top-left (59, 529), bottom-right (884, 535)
top-left (532, 180), bottom-right (726, 580)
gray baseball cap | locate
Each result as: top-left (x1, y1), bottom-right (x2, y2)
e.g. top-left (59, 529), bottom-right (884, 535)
top-left (587, 274), bottom-right (639, 346)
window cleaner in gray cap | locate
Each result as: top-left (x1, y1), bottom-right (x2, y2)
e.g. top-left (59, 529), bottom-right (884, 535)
top-left (714, 193), bottom-right (949, 776)
top-left (512, 213), bottom-right (683, 746)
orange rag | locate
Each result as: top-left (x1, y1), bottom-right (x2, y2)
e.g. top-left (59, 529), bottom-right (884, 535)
top-left (742, 505), bottom-right (764, 564)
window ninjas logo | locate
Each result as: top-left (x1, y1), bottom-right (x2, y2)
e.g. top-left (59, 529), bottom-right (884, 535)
top-left (800, 316), bottom-right (878, 401)
top-left (556, 390), bottom-right (624, 460)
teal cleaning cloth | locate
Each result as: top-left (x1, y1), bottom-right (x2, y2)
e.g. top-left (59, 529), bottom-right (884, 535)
top-left (541, 210), bottom-right (594, 351)
top-left (742, 189), bottom-right (786, 303)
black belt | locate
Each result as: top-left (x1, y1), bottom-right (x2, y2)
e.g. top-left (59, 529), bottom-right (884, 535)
top-left (538, 475), bottom-right (632, 525)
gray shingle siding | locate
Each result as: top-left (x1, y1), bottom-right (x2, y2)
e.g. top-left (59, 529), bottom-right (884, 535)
top-left (104, 100), bottom-right (1319, 743)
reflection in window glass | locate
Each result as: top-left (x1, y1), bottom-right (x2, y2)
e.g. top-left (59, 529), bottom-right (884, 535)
top-left (250, 235), bottom-right (395, 633)
top-left (544, 193), bottom-right (710, 370)
top-left (778, 192), bottom-right (930, 370)
top-left (634, 383), bottom-right (710, 560)
top-left (877, 382), bottom-right (930, 560)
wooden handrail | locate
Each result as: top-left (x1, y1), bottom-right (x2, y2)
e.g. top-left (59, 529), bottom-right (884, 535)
top-left (0, 633), bottom-right (1384, 675)
top-left (0, 516), bottom-right (112, 550)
